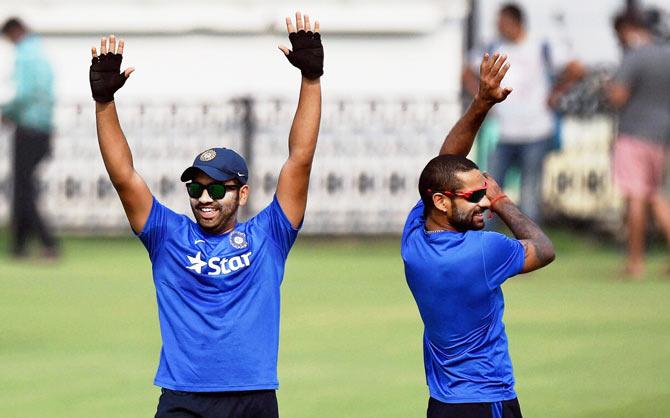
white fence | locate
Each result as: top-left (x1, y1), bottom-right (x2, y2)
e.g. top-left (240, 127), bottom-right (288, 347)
top-left (0, 98), bottom-right (462, 234)
top-left (0, 98), bottom-right (625, 234)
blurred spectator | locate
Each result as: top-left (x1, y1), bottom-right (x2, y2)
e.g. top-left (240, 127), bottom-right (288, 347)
top-left (606, 12), bottom-right (670, 278)
top-left (1, 18), bottom-right (58, 259)
top-left (463, 2), bottom-right (584, 224)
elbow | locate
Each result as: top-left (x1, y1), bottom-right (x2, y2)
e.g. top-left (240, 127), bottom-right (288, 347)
top-left (108, 170), bottom-right (136, 191)
top-left (110, 177), bottom-right (131, 192)
top-left (544, 249), bottom-right (556, 266)
top-left (540, 241), bottom-right (556, 266)
top-left (288, 149), bottom-right (316, 168)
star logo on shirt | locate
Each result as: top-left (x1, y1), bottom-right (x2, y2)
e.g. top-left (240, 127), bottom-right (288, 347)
top-left (186, 251), bottom-right (207, 274)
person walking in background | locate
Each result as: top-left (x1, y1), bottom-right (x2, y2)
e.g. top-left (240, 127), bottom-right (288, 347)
top-left (0, 17), bottom-right (58, 259)
top-left (90, 11), bottom-right (322, 417)
top-left (462, 3), bottom-right (583, 225)
top-left (607, 12), bottom-right (670, 279)
top-left (403, 53), bottom-right (555, 418)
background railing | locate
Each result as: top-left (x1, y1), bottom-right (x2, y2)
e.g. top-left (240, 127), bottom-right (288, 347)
top-left (0, 97), bottom-right (467, 234)
top-left (0, 95), bottom-right (623, 235)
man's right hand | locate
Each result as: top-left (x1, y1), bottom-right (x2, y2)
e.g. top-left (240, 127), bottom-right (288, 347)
top-left (439, 53), bottom-right (512, 157)
top-left (475, 53), bottom-right (513, 105)
top-left (483, 173), bottom-right (507, 211)
top-left (90, 35), bottom-right (134, 103)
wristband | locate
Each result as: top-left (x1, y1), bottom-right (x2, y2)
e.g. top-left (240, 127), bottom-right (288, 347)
top-left (488, 194), bottom-right (508, 219)
top-left (490, 194), bottom-right (508, 208)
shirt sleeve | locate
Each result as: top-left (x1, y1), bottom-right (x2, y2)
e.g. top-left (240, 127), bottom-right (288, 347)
top-left (613, 52), bottom-right (639, 88)
top-left (248, 195), bottom-right (301, 259)
top-left (135, 197), bottom-right (181, 262)
top-left (480, 231), bottom-right (525, 289)
top-left (403, 199), bottom-right (424, 231)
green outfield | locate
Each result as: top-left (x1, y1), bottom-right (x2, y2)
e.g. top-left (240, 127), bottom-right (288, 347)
top-left (1, 230), bottom-right (669, 418)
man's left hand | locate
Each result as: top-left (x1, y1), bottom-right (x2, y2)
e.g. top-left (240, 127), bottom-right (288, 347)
top-left (483, 172), bottom-right (508, 212)
top-left (476, 53), bottom-right (512, 105)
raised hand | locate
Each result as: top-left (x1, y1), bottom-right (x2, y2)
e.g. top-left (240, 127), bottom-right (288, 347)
top-left (90, 35), bottom-right (135, 103)
top-left (278, 11), bottom-right (324, 80)
top-left (477, 53), bottom-right (512, 105)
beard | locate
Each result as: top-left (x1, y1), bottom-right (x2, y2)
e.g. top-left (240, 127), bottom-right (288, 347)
top-left (449, 205), bottom-right (486, 232)
top-left (190, 193), bottom-right (240, 235)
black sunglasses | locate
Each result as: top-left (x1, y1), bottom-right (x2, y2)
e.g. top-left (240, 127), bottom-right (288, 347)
top-left (428, 182), bottom-right (488, 204)
top-left (186, 182), bottom-right (240, 200)
top-left (451, 187), bottom-right (488, 204)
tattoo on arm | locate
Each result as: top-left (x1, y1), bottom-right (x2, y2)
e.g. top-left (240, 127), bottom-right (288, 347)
top-left (494, 198), bottom-right (555, 268)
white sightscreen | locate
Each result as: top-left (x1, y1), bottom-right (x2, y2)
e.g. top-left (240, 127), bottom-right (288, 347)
top-left (0, 2), bottom-right (468, 234)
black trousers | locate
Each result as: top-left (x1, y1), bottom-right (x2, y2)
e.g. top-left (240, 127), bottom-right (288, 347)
top-left (427, 397), bottom-right (523, 418)
top-left (155, 389), bottom-right (279, 418)
top-left (11, 125), bottom-right (56, 255)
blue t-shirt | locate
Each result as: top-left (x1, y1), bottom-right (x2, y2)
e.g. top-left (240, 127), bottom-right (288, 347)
top-left (137, 195), bottom-right (299, 392)
top-left (401, 201), bottom-right (525, 403)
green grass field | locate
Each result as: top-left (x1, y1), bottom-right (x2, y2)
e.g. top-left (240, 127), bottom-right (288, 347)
top-left (1, 230), bottom-right (669, 418)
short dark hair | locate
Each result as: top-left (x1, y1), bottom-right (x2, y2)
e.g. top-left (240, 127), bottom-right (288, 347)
top-left (500, 3), bottom-right (525, 26)
top-left (418, 154), bottom-right (480, 210)
top-left (1, 17), bottom-right (26, 35)
top-left (613, 11), bottom-right (646, 32)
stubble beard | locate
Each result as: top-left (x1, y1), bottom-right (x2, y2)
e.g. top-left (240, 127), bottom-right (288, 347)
top-left (192, 194), bottom-right (240, 235)
top-left (450, 206), bottom-right (485, 232)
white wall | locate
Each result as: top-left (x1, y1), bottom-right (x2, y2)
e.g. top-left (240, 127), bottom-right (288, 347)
top-left (0, 1), bottom-right (469, 234)
top-left (0, 1), bottom-right (467, 100)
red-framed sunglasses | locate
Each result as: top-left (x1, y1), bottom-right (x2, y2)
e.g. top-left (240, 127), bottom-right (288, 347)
top-left (428, 181), bottom-right (488, 203)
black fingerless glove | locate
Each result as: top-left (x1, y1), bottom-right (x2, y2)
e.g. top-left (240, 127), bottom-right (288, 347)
top-left (285, 30), bottom-right (324, 79)
top-left (89, 53), bottom-right (128, 103)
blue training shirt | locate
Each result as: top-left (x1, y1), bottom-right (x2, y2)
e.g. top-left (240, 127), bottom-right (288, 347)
top-left (137, 195), bottom-right (299, 392)
top-left (401, 201), bottom-right (525, 403)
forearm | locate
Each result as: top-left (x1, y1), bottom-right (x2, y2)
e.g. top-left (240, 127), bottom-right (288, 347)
top-left (439, 97), bottom-right (493, 157)
top-left (287, 77), bottom-right (321, 165)
top-left (494, 198), bottom-right (555, 265)
top-left (95, 101), bottom-right (136, 186)
top-left (275, 77), bottom-right (321, 227)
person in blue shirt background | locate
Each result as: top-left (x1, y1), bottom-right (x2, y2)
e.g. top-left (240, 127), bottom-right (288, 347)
top-left (1, 17), bottom-right (58, 259)
top-left (401, 52), bottom-right (555, 418)
top-left (89, 12), bottom-right (323, 418)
